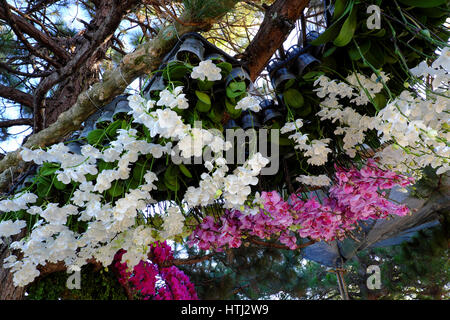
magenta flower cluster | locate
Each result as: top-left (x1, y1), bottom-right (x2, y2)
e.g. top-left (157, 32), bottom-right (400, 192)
top-left (189, 159), bottom-right (414, 250)
top-left (114, 241), bottom-right (198, 300)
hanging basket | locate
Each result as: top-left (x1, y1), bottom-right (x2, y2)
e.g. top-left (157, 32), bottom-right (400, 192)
top-left (305, 31), bottom-right (325, 57)
top-left (267, 58), bottom-right (296, 92)
top-left (224, 118), bottom-right (240, 130)
top-left (286, 44), bottom-right (302, 61)
top-left (175, 37), bottom-right (205, 64)
top-left (260, 99), bottom-right (283, 124)
top-left (294, 52), bottom-right (320, 76)
top-left (205, 53), bottom-right (226, 64)
top-left (240, 110), bottom-right (261, 130)
top-left (112, 99), bottom-right (132, 121)
top-left (145, 75), bottom-right (166, 99)
top-left (225, 67), bottom-right (252, 88)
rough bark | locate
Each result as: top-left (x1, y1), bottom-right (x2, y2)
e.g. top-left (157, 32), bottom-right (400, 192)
top-left (0, 85), bottom-right (33, 108)
top-left (241, 0), bottom-right (310, 81)
top-left (0, 232), bottom-right (26, 300)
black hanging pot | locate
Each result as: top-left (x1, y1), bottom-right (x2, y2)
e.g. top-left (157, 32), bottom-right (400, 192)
top-left (225, 67), bottom-right (251, 88)
top-left (267, 58), bottom-right (283, 76)
top-left (260, 99), bottom-right (282, 125)
top-left (113, 100), bottom-right (132, 120)
top-left (205, 53), bottom-right (226, 64)
top-left (176, 37), bottom-right (205, 64)
top-left (224, 118), bottom-right (240, 130)
top-left (295, 52), bottom-right (320, 76)
top-left (267, 58), bottom-right (296, 92)
top-left (271, 67), bottom-right (297, 92)
top-left (94, 110), bottom-right (114, 129)
top-left (305, 31), bottom-right (324, 57)
top-left (145, 75), bottom-right (166, 99)
top-left (286, 45), bottom-right (301, 61)
top-left (240, 110), bottom-right (261, 130)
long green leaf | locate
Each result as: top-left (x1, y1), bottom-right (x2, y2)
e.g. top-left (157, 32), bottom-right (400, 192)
top-left (333, 5), bottom-right (358, 47)
top-left (310, 0), bottom-right (354, 46)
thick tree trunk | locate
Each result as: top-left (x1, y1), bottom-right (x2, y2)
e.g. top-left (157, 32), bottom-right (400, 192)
top-left (0, 232), bottom-right (26, 300)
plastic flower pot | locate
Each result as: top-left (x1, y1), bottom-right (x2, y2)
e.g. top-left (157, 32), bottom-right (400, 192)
top-left (294, 52), bottom-right (320, 76)
top-left (267, 58), bottom-right (283, 75)
top-left (224, 67), bottom-right (251, 88)
top-left (267, 58), bottom-right (296, 92)
top-left (224, 118), bottom-right (240, 130)
top-left (175, 37), bottom-right (205, 64)
top-left (260, 99), bottom-right (283, 124)
top-left (271, 67), bottom-right (297, 92)
top-left (66, 141), bottom-right (83, 154)
top-left (113, 100), bottom-right (132, 120)
top-left (205, 53), bottom-right (226, 64)
top-left (240, 110), bottom-right (261, 130)
top-left (145, 75), bottom-right (166, 99)
top-left (94, 110), bottom-right (114, 129)
top-left (286, 45), bottom-right (302, 61)
top-left (305, 31), bottom-right (324, 57)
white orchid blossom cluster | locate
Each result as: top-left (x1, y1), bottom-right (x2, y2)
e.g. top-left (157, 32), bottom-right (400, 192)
top-left (184, 153), bottom-right (269, 210)
top-left (0, 58), bottom-right (267, 287)
top-left (281, 118), bottom-right (332, 166)
top-left (313, 50), bottom-right (449, 176)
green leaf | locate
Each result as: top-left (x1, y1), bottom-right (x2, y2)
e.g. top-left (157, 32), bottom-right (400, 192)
top-left (53, 179), bottom-right (66, 190)
top-left (333, 5), bottom-right (358, 47)
top-left (397, 0), bottom-right (447, 8)
top-left (179, 164), bottom-right (192, 178)
top-left (164, 165), bottom-right (179, 185)
top-left (132, 161), bottom-right (150, 181)
top-left (295, 103), bottom-right (312, 117)
top-left (348, 41), bottom-right (371, 60)
top-left (310, 1), bottom-right (353, 46)
top-left (197, 80), bottom-right (214, 91)
top-left (283, 78), bottom-right (296, 90)
top-left (420, 7), bottom-right (448, 17)
top-left (98, 159), bottom-right (116, 172)
top-left (333, 0), bottom-right (348, 20)
top-left (196, 100), bottom-right (212, 113)
top-left (195, 90), bottom-right (211, 105)
top-left (87, 129), bottom-right (105, 145)
top-left (208, 105), bottom-right (222, 123)
top-left (39, 163), bottom-right (59, 176)
top-left (105, 120), bottom-right (122, 138)
top-left (225, 99), bottom-right (242, 118)
top-left (36, 179), bottom-right (51, 198)
top-left (277, 137), bottom-right (293, 146)
top-left (164, 166), bottom-right (180, 192)
top-left (228, 81), bottom-right (246, 93)
top-left (283, 88), bottom-right (304, 109)
top-left (226, 87), bottom-right (245, 99)
top-left (162, 61), bottom-right (190, 80)
top-left (302, 71), bottom-right (324, 82)
top-left (217, 62), bottom-right (232, 75)
top-left (323, 46), bottom-right (337, 58)
top-left (107, 182), bottom-right (124, 198)
top-left (373, 93), bottom-right (387, 109)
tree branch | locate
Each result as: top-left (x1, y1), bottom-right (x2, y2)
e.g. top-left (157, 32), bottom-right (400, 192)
top-left (0, 119), bottom-right (33, 128)
top-left (239, 0), bottom-right (310, 81)
top-left (0, 2), bottom-right (70, 63)
top-left (0, 84), bottom-right (34, 108)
